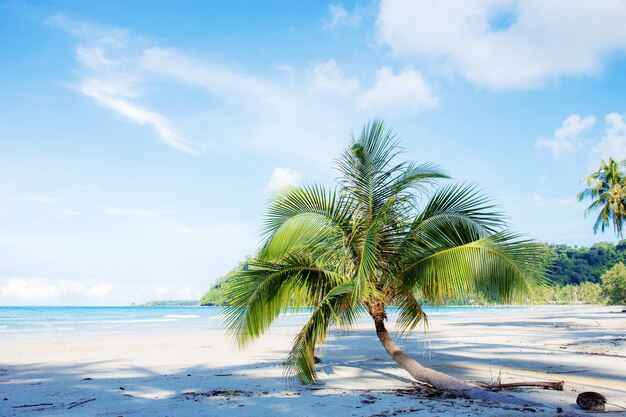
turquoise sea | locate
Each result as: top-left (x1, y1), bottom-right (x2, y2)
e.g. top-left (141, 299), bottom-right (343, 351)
top-left (0, 305), bottom-right (526, 338)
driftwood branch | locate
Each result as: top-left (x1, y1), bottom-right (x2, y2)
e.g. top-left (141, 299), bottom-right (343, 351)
top-left (67, 398), bottom-right (96, 409)
top-left (11, 403), bottom-right (53, 409)
top-left (485, 380), bottom-right (564, 391)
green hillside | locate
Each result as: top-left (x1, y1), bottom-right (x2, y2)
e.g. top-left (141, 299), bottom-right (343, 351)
top-left (548, 241), bottom-right (626, 285)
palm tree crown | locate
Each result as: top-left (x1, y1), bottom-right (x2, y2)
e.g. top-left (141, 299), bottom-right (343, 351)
top-left (578, 157), bottom-right (626, 237)
top-left (224, 120), bottom-right (547, 384)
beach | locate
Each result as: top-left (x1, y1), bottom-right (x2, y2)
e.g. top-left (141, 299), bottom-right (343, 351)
top-left (1, 305), bottom-right (624, 416)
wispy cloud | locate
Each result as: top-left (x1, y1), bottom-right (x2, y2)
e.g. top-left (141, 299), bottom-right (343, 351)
top-left (48, 15), bottom-right (438, 161)
top-left (308, 60), bottom-right (360, 97)
top-left (140, 47), bottom-right (275, 99)
top-left (323, 4), bottom-right (362, 30)
top-left (539, 112), bottom-right (626, 167)
top-left (80, 79), bottom-right (195, 154)
top-left (592, 112), bottom-right (626, 163)
top-left (535, 114), bottom-right (596, 157)
top-left (48, 14), bottom-right (195, 154)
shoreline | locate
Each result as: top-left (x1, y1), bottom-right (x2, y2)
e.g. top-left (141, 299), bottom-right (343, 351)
top-left (1, 305), bottom-right (624, 416)
top-left (0, 304), bottom-right (591, 339)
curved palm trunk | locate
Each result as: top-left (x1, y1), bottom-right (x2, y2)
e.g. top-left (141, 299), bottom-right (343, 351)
top-left (369, 304), bottom-right (586, 416)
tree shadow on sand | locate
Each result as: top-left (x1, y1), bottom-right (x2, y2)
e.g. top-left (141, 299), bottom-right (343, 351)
top-left (2, 328), bottom-right (624, 416)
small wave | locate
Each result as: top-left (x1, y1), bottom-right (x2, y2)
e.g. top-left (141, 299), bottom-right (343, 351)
top-left (101, 319), bottom-right (177, 324)
top-left (164, 314), bottom-right (200, 319)
top-left (25, 319), bottom-right (178, 326)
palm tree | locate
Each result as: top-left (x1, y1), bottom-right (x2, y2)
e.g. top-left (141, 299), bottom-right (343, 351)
top-left (224, 120), bottom-right (547, 403)
top-left (578, 158), bottom-right (626, 237)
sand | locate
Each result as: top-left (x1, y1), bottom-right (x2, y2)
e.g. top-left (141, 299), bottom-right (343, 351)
top-left (1, 305), bottom-right (624, 416)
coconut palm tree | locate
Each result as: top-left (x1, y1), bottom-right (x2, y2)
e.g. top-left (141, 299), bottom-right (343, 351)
top-left (578, 157), bottom-right (626, 237)
top-left (224, 120), bottom-right (547, 402)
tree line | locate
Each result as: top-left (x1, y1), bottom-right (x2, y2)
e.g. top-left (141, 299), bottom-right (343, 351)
top-left (200, 241), bottom-right (626, 306)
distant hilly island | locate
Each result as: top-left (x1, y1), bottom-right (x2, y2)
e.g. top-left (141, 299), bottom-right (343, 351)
top-left (143, 299), bottom-right (200, 306)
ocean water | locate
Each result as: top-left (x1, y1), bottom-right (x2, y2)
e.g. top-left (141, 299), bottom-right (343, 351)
top-left (0, 305), bottom-right (525, 339)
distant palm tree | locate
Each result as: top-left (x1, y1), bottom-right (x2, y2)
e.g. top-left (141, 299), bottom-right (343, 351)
top-left (224, 120), bottom-right (546, 402)
top-left (578, 158), bottom-right (626, 237)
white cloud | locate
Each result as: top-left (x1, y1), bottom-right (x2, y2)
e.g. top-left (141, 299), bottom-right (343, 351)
top-left (105, 207), bottom-right (162, 217)
top-left (309, 60), bottom-right (360, 96)
top-left (377, 0), bottom-right (626, 89)
top-left (266, 167), bottom-right (303, 193)
top-left (540, 112), bottom-right (626, 167)
top-left (46, 14), bottom-right (128, 42)
top-left (358, 67), bottom-right (438, 113)
top-left (535, 114), bottom-right (596, 157)
top-left (140, 47), bottom-right (274, 99)
top-left (85, 283), bottom-right (113, 298)
top-left (592, 112), bottom-right (626, 163)
top-left (49, 16), bottom-right (195, 154)
top-left (1, 278), bottom-right (72, 301)
top-left (323, 4), bottom-right (361, 30)
top-left (80, 76), bottom-right (195, 154)
top-left (1, 278), bottom-right (112, 302)
top-left (76, 44), bottom-right (117, 68)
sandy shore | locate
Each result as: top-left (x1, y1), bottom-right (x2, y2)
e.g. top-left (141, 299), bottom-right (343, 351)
top-left (1, 305), bottom-right (624, 416)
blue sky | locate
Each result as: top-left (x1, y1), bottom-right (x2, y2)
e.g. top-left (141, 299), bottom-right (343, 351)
top-left (3, 0), bottom-right (626, 305)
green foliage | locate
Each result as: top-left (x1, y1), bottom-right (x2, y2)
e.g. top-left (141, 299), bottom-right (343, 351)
top-left (547, 240), bottom-right (626, 285)
top-left (578, 282), bottom-right (605, 304)
top-left (578, 157), bottom-right (626, 237)
top-left (601, 262), bottom-right (626, 304)
top-left (532, 282), bottom-right (604, 304)
top-left (200, 276), bottom-right (231, 306)
top-left (200, 260), bottom-right (250, 306)
top-left (222, 120), bottom-right (548, 384)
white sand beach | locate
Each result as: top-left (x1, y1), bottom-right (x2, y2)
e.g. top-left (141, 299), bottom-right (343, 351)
top-left (1, 305), bottom-right (625, 417)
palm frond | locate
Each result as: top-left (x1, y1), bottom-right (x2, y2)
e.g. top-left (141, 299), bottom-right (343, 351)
top-left (284, 283), bottom-right (356, 383)
top-left (414, 183), bottom-right (505, 236)
top-left (223, 254), bottom-right (348, 347)
top-left (381, 161), bottom-right (449, 201)
top-left (262, 184), bottom-right (354, 244)
top-left (401, 233), bottom-right (547, 304)
top-left (351, 197), bottom-right (402, 301)
top-left (389, 290), bottom-right (430, 336)
top-left (335, 120), bottom-right (447, 220)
